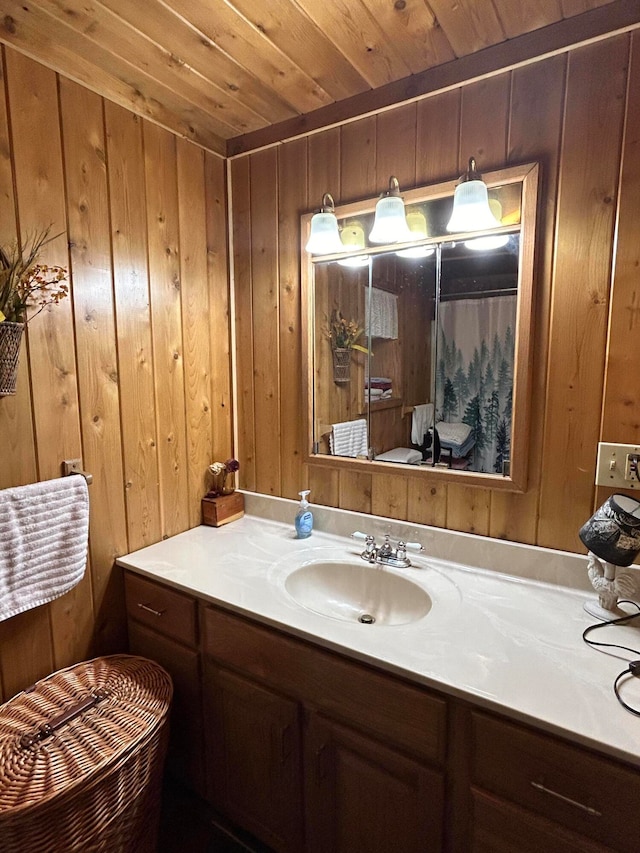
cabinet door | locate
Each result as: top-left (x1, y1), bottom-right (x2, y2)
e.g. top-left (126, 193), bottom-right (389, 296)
top-left (305, 712), bottom-right (444, 853)
top-left (128, 621), bottom-right (205, 797)
top-left (203, 660), bottom-right (303, 853)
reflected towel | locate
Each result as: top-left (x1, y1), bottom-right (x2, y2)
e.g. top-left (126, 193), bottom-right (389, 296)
top-left (411, 403), bottom-right (434, 445)
top-left (366, 288), bottom-right (398, 339)
top-left (0, 476), bottom-right (89, 622)
top-left (330, 418), bottom-right (368, 458)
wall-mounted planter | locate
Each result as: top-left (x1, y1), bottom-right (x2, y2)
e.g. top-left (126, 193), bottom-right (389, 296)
top-left (0, 322), bottom-right (25, 396)
top-left (332, 347), bottom-right (351, 384)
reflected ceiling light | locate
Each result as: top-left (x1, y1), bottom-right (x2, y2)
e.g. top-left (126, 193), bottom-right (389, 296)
top-left (338, 255), bottom-right (371, 267)
top-left (340, 221), bottom-right (366, 249)
top-left (369, 176), bottom-right (413, 244)
top-left (464, 235), bottom-right (509, 251)
top-left (396, 246), bottom-right (435, 259)
top-left (338, 221), bottom-right (370, 267)
top-left (446, 157), bottom-right (503, 233)
top-left (305, 193), bottom-right (344, 254)
top-left (396, 209), bottom-right (435, 258)
top-left (463, 199), bottom-right (509, 251)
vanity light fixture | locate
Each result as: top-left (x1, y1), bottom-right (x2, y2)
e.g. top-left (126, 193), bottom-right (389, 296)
top-left (338, 221), bottom-right (371, 267)
top-left (369, 176), bottom-right (413, 244)
top-left (578, 494), bottom-right (640, 620)
top-left (396, 209), bottom-right (435, 259)
top-left (446, 157), bottom-right (503, 233)
top-left (305, 193), bottom-right (344, 255)
top-left (464, 198), bottom-right (510, 251)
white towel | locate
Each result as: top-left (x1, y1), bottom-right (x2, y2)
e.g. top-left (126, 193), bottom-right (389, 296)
top-left (375, 448), bottom-right (422, 465)
top-left (366, 288), bottom-right (398, 339)
top-left (411, 403), bottom-right (434, 445)
top-left (330, 418), bottom-right (368, 458)
top-left (0, 476), bottom-right (89, 622)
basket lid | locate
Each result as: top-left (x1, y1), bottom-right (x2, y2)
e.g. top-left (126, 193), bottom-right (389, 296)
top-left (0, 655), bottom-right (172, 814)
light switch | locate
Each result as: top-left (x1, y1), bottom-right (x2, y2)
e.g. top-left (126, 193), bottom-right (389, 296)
top-left (595, 442), bottom-right (640, 490)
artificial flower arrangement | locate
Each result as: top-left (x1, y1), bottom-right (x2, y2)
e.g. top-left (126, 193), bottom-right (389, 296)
top-left (207, 458), bottom-right (240, 497)
top-left (326, 309), bottom-right (368, 353)
top-left (0, 228), bottom-right (68, 325)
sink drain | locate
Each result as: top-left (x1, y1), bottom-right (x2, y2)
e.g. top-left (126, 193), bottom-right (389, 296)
top-left (358, 613), bottom-right (376, 624)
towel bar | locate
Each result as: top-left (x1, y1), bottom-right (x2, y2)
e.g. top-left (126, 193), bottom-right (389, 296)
top-left (62, 458), bottom-right (93, 485)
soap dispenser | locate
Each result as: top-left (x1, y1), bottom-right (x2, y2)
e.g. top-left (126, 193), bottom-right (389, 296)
top-left (295, 490), bottom-right (313, 539)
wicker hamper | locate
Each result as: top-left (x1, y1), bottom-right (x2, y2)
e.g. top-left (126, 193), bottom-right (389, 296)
top-left (0, 655), bottom-right (173, 853)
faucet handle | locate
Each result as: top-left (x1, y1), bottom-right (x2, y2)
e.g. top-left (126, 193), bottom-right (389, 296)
top-left (404, 541), bottom-right (424, 552)
top-left (352, 531), bottom-right (377, 556)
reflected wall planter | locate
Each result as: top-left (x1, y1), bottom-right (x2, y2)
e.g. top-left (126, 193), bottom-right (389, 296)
top-left (0, 322), bottom-right (24, 396)
top-left (332, 347), bottom-right (351, 384)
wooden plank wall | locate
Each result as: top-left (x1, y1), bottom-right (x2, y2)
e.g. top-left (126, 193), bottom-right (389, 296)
top-left (230, 31), bottom-right (639, 554)
top-left (0, 46), bottom-right (232, 701)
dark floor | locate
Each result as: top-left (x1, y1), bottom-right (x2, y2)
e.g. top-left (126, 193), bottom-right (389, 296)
top-left (158, 778), bottom-right (273, 853)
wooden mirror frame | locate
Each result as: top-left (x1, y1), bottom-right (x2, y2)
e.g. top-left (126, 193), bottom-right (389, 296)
top-left (301, 162), bottom-right (540, 493)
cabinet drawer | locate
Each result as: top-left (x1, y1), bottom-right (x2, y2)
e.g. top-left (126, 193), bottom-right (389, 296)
top-left (125, 572), bottom-right (197, 647)
top-left (202, 604), bottom-right (446, 765)
top-left (471, 711), bottom-right (640, 853)
top-left (470, 789), bottom-right (612, 853)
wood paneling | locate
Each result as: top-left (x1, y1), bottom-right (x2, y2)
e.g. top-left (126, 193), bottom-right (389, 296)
top-left (0, 0), bottom-right (632, 156)
top-left (278, 139), bottom-right (307, 499)
top-left (231, 31), bottom-right (639, 554)
top-left (537, 36), bottom-right (628, 550)
top-left (2, 20), bottom-right (640, 703)
top-left (249, 147), bottom-right (280, 496)
top-left (600, 31), bottom-right (640, 445)
top-left (0, 46), bottom-right (230, 701)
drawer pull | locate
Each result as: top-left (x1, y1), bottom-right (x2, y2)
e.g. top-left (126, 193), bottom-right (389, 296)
top-left (137, 602), bottom-right (165, 617)
top-left (530, 781), bottom-right (602, 817)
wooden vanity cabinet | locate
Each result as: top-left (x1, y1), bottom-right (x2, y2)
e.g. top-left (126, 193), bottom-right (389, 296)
top-left (124, 571), bottom-right (205, 796)
top-left (123, 570), bottom-right (640, 853)
top-left (464, 711), bottom-right (640, 853)
top-left (201, 603), bottom-right (446, 853)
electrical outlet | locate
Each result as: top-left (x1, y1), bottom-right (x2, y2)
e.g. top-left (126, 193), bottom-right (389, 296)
top-left (625, 453), bottom-right (640, 482)
top-left (595, 442), bottom-right (640, 489)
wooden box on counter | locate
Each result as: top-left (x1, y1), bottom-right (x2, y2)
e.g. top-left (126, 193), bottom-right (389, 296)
top-left (201, 492), bottom-right (245, 527)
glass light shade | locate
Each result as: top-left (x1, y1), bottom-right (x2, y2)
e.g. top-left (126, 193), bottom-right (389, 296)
top-left (446, 180), bottom-right (502, 233)
top-left (340, 222), bottom-right (366, 249)
top-left (305, 211), bottom-right (344, 254)
top-left (396, 209), bottom-right (433, 257)
top-left (337, 221), bottom-right (369, 266)
top-left (369, 196), bottom-right (413, 243)
top-left (462, 198), bottom-right (507, 250)
top-left (405, 209), bottom-right (428, 238)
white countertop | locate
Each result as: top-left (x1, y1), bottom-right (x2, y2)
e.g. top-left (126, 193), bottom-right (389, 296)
top-left (116, 492), bottom-right (640, 768)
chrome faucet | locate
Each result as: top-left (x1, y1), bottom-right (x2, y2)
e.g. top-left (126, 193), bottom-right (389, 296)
top-left (351, 532), bottom-right (423, 568)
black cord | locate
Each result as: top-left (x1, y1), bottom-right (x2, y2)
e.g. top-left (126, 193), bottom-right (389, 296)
top-left (582, 601), bottom-right (640, 716)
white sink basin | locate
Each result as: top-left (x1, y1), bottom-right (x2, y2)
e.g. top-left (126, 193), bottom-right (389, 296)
top-left (284, 560), bottom-right (432, 625)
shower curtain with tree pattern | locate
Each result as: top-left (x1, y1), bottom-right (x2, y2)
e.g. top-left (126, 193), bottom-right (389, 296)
top-left (435, 295), bottom-right (516, 473)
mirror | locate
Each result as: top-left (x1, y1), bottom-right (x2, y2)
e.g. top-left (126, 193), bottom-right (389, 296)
top-left (301, 163), bottom-right (539, 492)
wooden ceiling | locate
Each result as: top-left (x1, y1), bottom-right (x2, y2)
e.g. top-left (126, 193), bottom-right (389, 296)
top-left (0, 0), bottom-right (637, 156)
